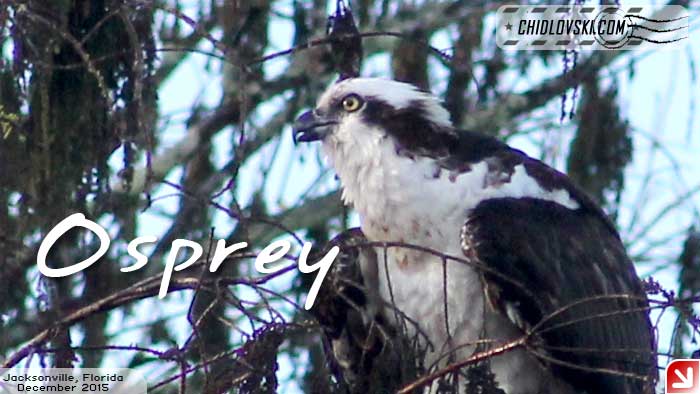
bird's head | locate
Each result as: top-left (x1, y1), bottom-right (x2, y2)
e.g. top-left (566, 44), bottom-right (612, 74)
top-left (293, 78), bottom-right (456, 157)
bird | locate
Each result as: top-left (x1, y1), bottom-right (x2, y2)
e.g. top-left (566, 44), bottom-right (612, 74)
top-left (293, 77), bottom-right (657, 394)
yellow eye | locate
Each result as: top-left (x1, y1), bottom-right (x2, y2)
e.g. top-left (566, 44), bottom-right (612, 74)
top-left (341, 94), bottom-right (363, 112)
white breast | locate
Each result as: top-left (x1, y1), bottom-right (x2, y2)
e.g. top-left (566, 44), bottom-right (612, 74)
top-left (322, 121), bottom-right (578, 393)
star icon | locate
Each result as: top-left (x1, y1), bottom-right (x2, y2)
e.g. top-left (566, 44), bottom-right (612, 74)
top-left (505, 21), bottom-right (513, 31)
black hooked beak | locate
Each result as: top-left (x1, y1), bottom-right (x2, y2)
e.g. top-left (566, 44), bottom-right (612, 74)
top-left (292, 110), bottom-right (337, 144)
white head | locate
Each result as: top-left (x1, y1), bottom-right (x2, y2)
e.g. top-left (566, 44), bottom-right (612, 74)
top-left (293, 78), bottom-right (460, 212)
top-left (294, 78), bottom-right (457, 222)
top-left (292, 78), bottom-right (454, 156)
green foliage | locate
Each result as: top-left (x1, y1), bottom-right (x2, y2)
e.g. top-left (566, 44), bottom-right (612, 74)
top-left (0, 104), bottom-right (18, 139)
top-left (567, 76), bottom-right (632, 212)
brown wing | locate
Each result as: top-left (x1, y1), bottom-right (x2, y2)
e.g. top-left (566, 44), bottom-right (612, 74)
top-left (310, 228), bottom-right (418, 393)
top-left (462, 197), bottom-right (657, 394)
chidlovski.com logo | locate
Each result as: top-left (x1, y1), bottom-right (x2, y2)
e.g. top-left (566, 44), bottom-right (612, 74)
top-left (496, 5), bottom-right (688, 50)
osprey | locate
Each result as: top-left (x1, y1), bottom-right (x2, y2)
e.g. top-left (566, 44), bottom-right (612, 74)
top-left (293, 78), bottom-right (656, 393)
